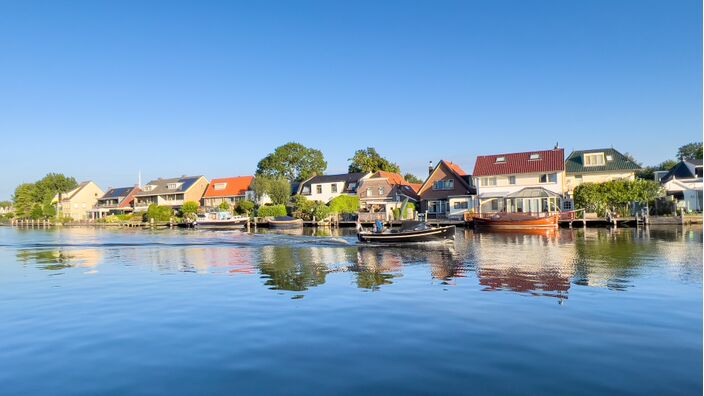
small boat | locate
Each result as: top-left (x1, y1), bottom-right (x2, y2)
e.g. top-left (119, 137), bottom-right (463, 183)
top-left (268, 216), bottom-right (304, 229)
top-left (473, 212), bottom-right (559, 230)
top-left (179, 211), bottom-right (248, 229)
top-left (357, 221), bottom-right (455, 243)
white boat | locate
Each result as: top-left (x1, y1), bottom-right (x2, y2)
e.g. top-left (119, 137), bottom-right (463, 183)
top-left (180, 211), bottom-right (248, 229)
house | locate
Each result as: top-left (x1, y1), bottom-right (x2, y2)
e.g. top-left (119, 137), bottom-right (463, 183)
top-left (417, 160), bottom-right (475, 220)
top-left (358, 171), bottom-right (419, 221)
top-left (297, 173), bottom-right (370, 203)
top-left (133, 176), bottom-right (209, 212)
top-left (202, 176), bottom-right (255, 208)
top-left (91, 186), bottom-right (141, 218)
top-left (564, 148), bottom-right (640, 204)
top-left (53, 181), bottom-right (105, 221)
top-left (659, 159), bottom-right (703, 212)
top-left (472, 148), bottom-right (565, 214)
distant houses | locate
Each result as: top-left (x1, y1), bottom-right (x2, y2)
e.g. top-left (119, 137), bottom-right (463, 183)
top-left (133, 176), bottom-right (209, 212)
top-left (24, 144), bottom-right (701, 223)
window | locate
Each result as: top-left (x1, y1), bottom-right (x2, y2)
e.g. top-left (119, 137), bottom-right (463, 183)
top-left (530, 154), bottom-right (541, 160)
top-left (316, 185), bottom-right (322, 194)
top-left (539, 173), bottom-right (557, 183)
top-left (378, 187), bottom-right (385, 196)
top-left (331, 184), bottom-right (338, 193)
top-left (366, 187), bottom-right (373, 197)
top-left (433, 180), bottom-right (454, 190)
top-left (490, 200), bottom-right (499, 211)
top-left (584, 153), bottom-right (605, 166)
top-left (563, 200), bottom-right (573, 210)
top-left (508, 176), bottom-right (516, 185)
top-left (481, 177), bottom-right (497, 186)
top-left (143, 185), bottom-right (155, 192)
top-left (454, 201), bottom-right (468, 209)
top-left (495, 156), bottom-right (506, 163)
top-left (347, 182), bottom-right (356, 191)
top-left (606, 155), bottom-right (613, 161)
top-left (167, 183), bottom-right (180, 190)
top-left (214, 183), bottom-right (227, 190)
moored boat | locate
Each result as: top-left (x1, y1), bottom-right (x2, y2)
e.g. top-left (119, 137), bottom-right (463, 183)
top-left (179, 211), bottom-right (248, 229)
top-left (268, 216), bottom-right (304, 229)
top-left (473, 212), bottom-right (559, 230)
top-left (357, 221), bottom-right (455, 243)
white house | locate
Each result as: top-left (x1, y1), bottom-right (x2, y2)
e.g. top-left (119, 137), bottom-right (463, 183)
top-left (297, 173), bottom-right (371, 203)
top-left (472, 148), bottom-right (566, 214)
top-left (659, 159), bottom-right (703, 212)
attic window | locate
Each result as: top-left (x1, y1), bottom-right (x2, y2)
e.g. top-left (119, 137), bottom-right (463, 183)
top-left (214, 183), bottom-right (227, 190)
top-left (529, 154), bottom-right (541, 160)
top-left (495, 156), bottom-right (506, 163)
top-left (584, 153), bottom-right (605, 166)
top-left (606, 155), bottom-right (613, 161)
top-left (167, 183), bottom-right (181, 190)
top-left (143, 185), bottom-right (155, 191)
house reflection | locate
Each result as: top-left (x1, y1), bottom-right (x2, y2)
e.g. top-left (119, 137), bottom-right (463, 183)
top-left (470, 229), bottom-right (576, 300)
top-left (352, 248), bottom-right (403, 290)
top-left (16, 249), bottom-right (102, 271)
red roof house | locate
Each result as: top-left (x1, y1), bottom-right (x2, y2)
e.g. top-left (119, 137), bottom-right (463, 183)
top-left (202, 176), bottom-right (254, 207)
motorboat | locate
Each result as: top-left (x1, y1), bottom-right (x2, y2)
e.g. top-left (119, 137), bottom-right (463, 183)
top-left (472, 212), bottom-right (559, 230)
top-left (357, 221), bottom-right (455, 243)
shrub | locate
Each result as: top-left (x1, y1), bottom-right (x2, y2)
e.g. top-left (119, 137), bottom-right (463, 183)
top-left (236, 200), bottom-right (255, 215)
top-left (180, 201), bottom-right (200, 220)
top-left (574, 179), bottom-right (664, 216)
top-left (218, 201), bottom-right (231, 211)
top-left (329, 195), bottom-right (359, 214)
top-left (257, 204), bottom-right (287, 218)
top-left (146, 204), bottom-right (173, 222)
top-left (312, 203), bottom-right (332, 220)
top-left (291, 195), bottom-right (316, 219)
top-left (393, 208), bottom-right (401, 220)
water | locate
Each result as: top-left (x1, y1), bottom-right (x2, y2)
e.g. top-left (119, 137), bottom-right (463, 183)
top-left (0, 226), bottom-right (701, 395)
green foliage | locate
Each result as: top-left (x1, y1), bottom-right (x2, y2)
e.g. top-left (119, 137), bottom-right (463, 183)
top-left (257, 204), bottom-right (287, 218)
top-left (402, 202), bottom-right (416, 219)
top-left (236, 200), bottom-right (255, 215)
top-left (146, 204), bottom-right (173, 222)
top-left (12, 173), bottom-right (78, 219)
top-left (677, 142), bottom-right (703, 161)
top-left (403, 173), bottom-right (423, 184)
top-left (0, 201), bottom-right (12, 208)
top-left (218, 201), bottom-right (231, 211)
top-left (636, 159), bottom-right (679, 180)
top-left (256, 142), bottom-right (327, 182)
top-left (180, 201), bottom-right (200, 220)
top-left (312, 203), bottom-right (332, 220)
top-left (392, 208), bottom-right (401, 220)
top-left (291, 195), bottom-right (316, 219)
top-left (328, 195), bottom-right (359, 214)
top-left (574, 179), bottom-right (664, 216)
top-left (251, 176), bottom-right (291, 205)
top-left (348, 147), bottom-right (401, 174)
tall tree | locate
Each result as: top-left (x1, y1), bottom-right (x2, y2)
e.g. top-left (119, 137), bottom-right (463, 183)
top-left (677, 142), bottom-right (703, 161)
top-left (348, 147), bottom-right (401, 174)
top-left (256, 142), bottom-right (327, 182)
top-left (403, 173), bottom-right (423, 184)
top-left (12, 183), bottom-right (36, 219)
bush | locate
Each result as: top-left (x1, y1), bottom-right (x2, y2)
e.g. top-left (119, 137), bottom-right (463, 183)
top-left (218, 201), bottom-right (231, 211)
top-left (180, 201), bottom-right (200, 220)
top-left (574, 179), bottom-right (664, 217)
top-left (146, 204), bottom-right (173, 222)
top-left (329, 195), bottom-right (359, 214)
top-left (236, 200), bottom-right (255, 215)
top-left (402, 202), bottom-right (415, 219)
top-left (116, 214), bottom-right (133, 221)
top-left (393, 208), bottom-right (401, 220)
top-left (257, 204), bottom-right (287, 218)
top-left (291, 195), bottom-right (316, 219)
top-left (312, 203), bottom-right (332, 220)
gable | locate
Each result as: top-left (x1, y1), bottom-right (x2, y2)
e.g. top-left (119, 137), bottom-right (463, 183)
top-left (418, 160), bottom-right (473, 196)
top-left (565, 148), bottom-right (640, 174)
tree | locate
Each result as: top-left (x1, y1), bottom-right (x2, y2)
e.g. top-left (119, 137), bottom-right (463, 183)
top-left (677, 142), bottom-right (703, 161)
top-left (11, 173), bottom-right (77, 219)
top-left (256, 142), bottom-right (327, 182)
top-left (180, 201), bottom-right (200, 220)
top-left (146, 204), bottom-right (173, 222)
top-left (236, 200), bottom-right (255, 215)
top-left (12, 183), bottom-right (36, 219)
top-left (403, 173), bottom-right (423, 184)
top-left (636, 159), bottom-right (678, 180)
top-left (574, 179), bottom-right (664, 216)
top-left (348, 147), bottom-right (401, 174)
top-left (328, 195), bottom-right (359, 214)
top-left (218, 201), bottom-right (231, 211)
top-left (253, 176), bottom-right (290, 205)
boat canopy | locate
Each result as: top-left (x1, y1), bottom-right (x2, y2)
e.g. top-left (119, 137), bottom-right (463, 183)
top-left (506, 187), bottom-right (561, 199)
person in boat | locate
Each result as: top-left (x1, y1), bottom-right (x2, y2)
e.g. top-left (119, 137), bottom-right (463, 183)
top-left (355, 220), bottom-right (363, 233)
top-left (374, 220), bottom-right (384, 233)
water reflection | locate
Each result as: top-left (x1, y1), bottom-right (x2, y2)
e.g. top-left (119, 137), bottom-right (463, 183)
top-left (16, 249), bottom-right (102, 271)
top-left (258, 246), bottom-right (328, 292)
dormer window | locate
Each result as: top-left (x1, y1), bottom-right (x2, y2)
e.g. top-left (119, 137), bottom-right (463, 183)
top-left (495, 156), bottom-right (506, 163)
top-left (584, 153), bottom-right (605, 166)
top-left (167, 183), bottom-right (181, 190)
top-left (606, 155), bottom-right (613, 161)
top-left (143, 185), bottom-right (155, 192)
top-left (529, 154), bottom-right (541, 160)
top-left (214, 183), bottom-right (227, 190)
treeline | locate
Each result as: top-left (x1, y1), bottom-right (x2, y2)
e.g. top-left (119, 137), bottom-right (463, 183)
top-left (12, 174), bottom-right (78, 220)
top-left (574, 179), bottom-right (664, 217)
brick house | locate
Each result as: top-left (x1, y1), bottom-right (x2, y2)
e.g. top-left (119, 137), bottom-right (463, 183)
top-left (417, 160), bottom-right (475, 219)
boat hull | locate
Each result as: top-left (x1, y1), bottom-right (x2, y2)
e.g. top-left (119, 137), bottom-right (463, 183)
top-left (268, 219), bottom-right (304, 229)
top-left (358, 225), bottom-right (456, 243)
top-left (473, 214), bottom-right (559, 230)
top-left (195, 219), bottom-right (247, 229)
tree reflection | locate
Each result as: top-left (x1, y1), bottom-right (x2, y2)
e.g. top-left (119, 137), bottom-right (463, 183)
top-left (16, 249), bottom-right (101, 271)
top-left (258, 246), bottom-right (327, 291)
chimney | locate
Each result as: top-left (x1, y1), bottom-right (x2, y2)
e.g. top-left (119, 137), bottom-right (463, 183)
top-left (428, 161), bottom-right (434, 176)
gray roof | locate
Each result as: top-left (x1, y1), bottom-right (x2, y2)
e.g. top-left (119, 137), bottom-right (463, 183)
top-left (298, 173), bottom-right (367, 194)
top-left (100, 187), bottom-right (136, 200)
top-left (135, 176), bottom-right (203, 197)
top-left (660, 160), bottom-right (703, 183)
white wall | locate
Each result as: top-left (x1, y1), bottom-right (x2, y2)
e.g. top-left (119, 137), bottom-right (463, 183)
top-left (475, 171), bottom-right (565, 197)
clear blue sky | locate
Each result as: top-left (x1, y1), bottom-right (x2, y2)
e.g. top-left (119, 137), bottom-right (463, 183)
top-left (0, 0), bottom-right (701, 199)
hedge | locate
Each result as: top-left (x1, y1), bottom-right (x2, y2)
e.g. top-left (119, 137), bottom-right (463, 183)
top-left (257, 204), bottom-right (287, 218)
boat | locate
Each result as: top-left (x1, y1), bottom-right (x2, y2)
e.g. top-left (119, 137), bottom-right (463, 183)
top-left (268, 216), bottom-right (304, 229)
top-left (357, 221), bottom-right (456, 243)
top-left (472, 212), bottom-right (559, 230)
top-left (179, 211), bottom-right (248, 229)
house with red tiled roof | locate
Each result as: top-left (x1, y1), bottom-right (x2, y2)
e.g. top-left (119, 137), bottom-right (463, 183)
top-left (358, 171), bottom-right (419, 221)
top-left (202, 176), bottom-right (255, 208)
top-left (472, 148), bottom-right (565, 214)
top-left (417, 160), bottom-right (476, 219)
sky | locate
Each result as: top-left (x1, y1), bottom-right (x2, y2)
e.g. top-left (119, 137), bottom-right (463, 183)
top-left (0, 0), bottom-right (701, 200)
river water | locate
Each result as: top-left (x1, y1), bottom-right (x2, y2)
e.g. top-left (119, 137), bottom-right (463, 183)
top-left (0, 226), bottom-right (701, 395)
